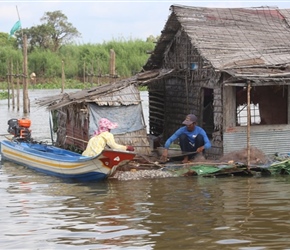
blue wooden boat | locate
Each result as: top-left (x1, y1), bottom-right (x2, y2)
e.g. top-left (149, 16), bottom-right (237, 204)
top-left (0, 140), bottom-right (136, 182)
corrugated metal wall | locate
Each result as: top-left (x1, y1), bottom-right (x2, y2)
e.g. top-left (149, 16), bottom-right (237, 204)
top-left (224, 128), bottom-right (290, 155)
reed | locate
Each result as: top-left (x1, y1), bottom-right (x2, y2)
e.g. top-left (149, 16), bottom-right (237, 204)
top-left (0, 38), bottom-right (155, 86)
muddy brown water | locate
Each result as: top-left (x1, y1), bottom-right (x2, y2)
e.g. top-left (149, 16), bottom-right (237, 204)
top-left (1, 90), bottom-right (290, 249)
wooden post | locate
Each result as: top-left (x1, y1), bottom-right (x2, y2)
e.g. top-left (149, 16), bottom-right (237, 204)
top-left (247, 81), bottom-right (251, 169)
top-left (83, 61), bottom-right (86, 84)
top-left (7, 59), bottom-right (10, 108)
top-left (16, 61), bottom-right (20, 111)
top-left (185, 73), bottom-right (189, 113)
top-left (23, 34), bottom-right (29, 113)
top-left (110, 49), bottom-right (116, 78)
top-left (97, 59), bottom-right (100, 85)
top-left (61, 60), bottom-right (65, 93)
top-left (11, 60), bottom-right (15, 109)
top-left (91, 62), bottom-right (94, 87)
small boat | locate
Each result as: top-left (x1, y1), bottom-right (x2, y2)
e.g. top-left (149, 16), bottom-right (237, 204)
top-left (0, 118), bottom-right (136, 182)
top-left (0, 140), bottom-right (136, 182)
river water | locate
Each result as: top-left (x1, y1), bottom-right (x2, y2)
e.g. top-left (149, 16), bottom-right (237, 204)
top-left (1, 90), bottom-right (290, 249)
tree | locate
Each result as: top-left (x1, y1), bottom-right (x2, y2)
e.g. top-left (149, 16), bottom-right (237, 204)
top-left (0, 32), bottom-right (18, 48)
top-left (15, 10), bottom-right (81, 52)
top-left (16, 25), bottom-right (52, 52)
top-left (41, 10), bottom-right (81, 52)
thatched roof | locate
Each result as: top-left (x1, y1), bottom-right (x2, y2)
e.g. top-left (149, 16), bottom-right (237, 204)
top-left (36, 69), bottom-right (174, 110)
top-left (144, 5), bottom-right (290, 82)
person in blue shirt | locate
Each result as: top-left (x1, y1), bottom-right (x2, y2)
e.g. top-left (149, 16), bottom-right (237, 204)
top-left (161, 114), bottom-right (211, 163)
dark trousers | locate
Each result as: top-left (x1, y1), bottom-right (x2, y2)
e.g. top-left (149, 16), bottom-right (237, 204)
top-left (179, 133), bottom-right (205, 159)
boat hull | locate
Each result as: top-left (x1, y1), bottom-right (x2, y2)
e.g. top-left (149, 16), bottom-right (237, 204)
top-left (0, 140), bottom-right (135, 182)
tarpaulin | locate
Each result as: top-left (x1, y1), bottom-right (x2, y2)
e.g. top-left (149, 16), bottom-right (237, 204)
top-left (88, 103), bottom-right (145, 136)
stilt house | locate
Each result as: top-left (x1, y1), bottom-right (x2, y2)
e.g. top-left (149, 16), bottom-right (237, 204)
top-left (141, 5), bottom-right (290, 158)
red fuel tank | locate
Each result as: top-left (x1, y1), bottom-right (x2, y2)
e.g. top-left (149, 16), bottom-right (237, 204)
top-left (18, 118), bottom-right (31, 128)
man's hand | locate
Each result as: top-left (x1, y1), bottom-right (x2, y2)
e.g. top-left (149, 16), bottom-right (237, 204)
top-left (160, 148), bottom-right (168, 162)
top-left (126, 145), bottom-right (135, 151)
top-left (196, 146), bottom-right (204, 153)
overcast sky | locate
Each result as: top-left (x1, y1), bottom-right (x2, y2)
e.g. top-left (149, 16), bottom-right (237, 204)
top-left (1, 0), bottom-right (289, 44)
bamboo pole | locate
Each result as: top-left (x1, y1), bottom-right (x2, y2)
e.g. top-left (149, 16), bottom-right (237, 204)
top-left (91, 62), bottom-right (94, 87)
top-left (15, 5), bottom-right (24, 112)
top-left (110, 49), bottom-right (115, 77)
top-left (97, 59), bottom-right (100, 85)
top-left (185, 73), bottom-right (189, 114)
top-left (161, 161), bottom-right (233, 167)
top-left (83, 61), bottom-right (86, 84)
top-left (7, 59), bottom-right (10, 108)
top-left (16, 61), bottom-right (20, 111)
top-left (247, 81), bottom-right (251, 169)
top-left (61, 60), bottom-right (65, 93)
top-left (23, 34), bottom-right (29, 113)
top-left (66, 135), bottom-right (88, 143)
top-left (16, 6), bottom-right (23, 38)
top-left (11, 60), bottom-right (15, 109)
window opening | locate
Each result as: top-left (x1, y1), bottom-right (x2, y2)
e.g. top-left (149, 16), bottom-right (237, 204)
top-left (236, 85), bottom-right (287, 126)
top-left (237, 103), bottom-right (261, 126)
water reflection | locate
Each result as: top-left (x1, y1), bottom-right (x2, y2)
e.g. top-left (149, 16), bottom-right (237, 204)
top-left (3, 161), bottom-right (290, 249)
top-left (2, 90), bottom-right (290, 249)
top-left (2, 162), bottom-right (154, 248)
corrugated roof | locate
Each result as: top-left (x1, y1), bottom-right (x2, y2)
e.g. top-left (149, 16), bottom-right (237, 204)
top-left (36, 79), bottom-right (140, 110)
top-left (144, 5), bottom-right (290, 80)
top-left (36, 69), bottom-right (174, 109)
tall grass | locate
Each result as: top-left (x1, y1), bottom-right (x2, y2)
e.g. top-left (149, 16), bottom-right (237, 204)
top-left (0, 38), bottom-right (154, 95)
top-left (0, 47), bottom-right (22, 77)
top-left (0, 39), bottom-right (155, 82)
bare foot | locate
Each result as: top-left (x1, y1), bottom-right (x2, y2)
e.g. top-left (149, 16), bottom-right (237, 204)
top-left (182, 156), bottom-right (189, 163)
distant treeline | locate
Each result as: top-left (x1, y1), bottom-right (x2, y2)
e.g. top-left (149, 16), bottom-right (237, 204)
top-left (0, 38), bottom-right (155, 83)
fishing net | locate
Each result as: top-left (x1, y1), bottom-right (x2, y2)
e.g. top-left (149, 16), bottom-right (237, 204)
top-left (219, 147), bottom-right (268, 165)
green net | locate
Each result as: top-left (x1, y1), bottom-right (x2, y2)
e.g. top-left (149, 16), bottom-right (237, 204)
top-left (268, 159), bottom-right (290, 175)
top-left (164, 164), bottom-right (229, 176)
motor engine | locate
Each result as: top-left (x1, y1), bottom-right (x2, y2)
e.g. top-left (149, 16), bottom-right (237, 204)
top-left (7, 118), bottom-right (32, 141)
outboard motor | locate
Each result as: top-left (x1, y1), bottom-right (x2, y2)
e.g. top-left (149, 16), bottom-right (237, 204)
top-left (7, 118), bottom-right (32, 141)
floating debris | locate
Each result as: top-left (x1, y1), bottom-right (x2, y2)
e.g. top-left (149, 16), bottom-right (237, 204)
top-left (111, 147), bottom-right (285, 180)
top-left (111, 169), bottom-right (177, 181)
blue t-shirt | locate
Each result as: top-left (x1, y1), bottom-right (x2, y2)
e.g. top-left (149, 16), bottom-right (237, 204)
top-left (164, 125), bottom-right (211, 149)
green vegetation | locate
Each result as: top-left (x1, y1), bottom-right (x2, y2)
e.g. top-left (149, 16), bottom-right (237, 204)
top-left (0, 38), bottom-right (155, 82)
top-left (0, 10), bottom-right (157, 93)
top-left (0, 91), bottom-right (8, 99)
top-left (15, 10), bottom-right (81, 52)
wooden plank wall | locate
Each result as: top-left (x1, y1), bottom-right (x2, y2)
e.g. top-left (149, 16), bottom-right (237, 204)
top-left (152, 28), bottom-right (224, 158)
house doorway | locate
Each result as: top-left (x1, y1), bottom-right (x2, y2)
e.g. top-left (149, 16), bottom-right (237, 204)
top-left (202, 88), bottom-right (214, 139)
